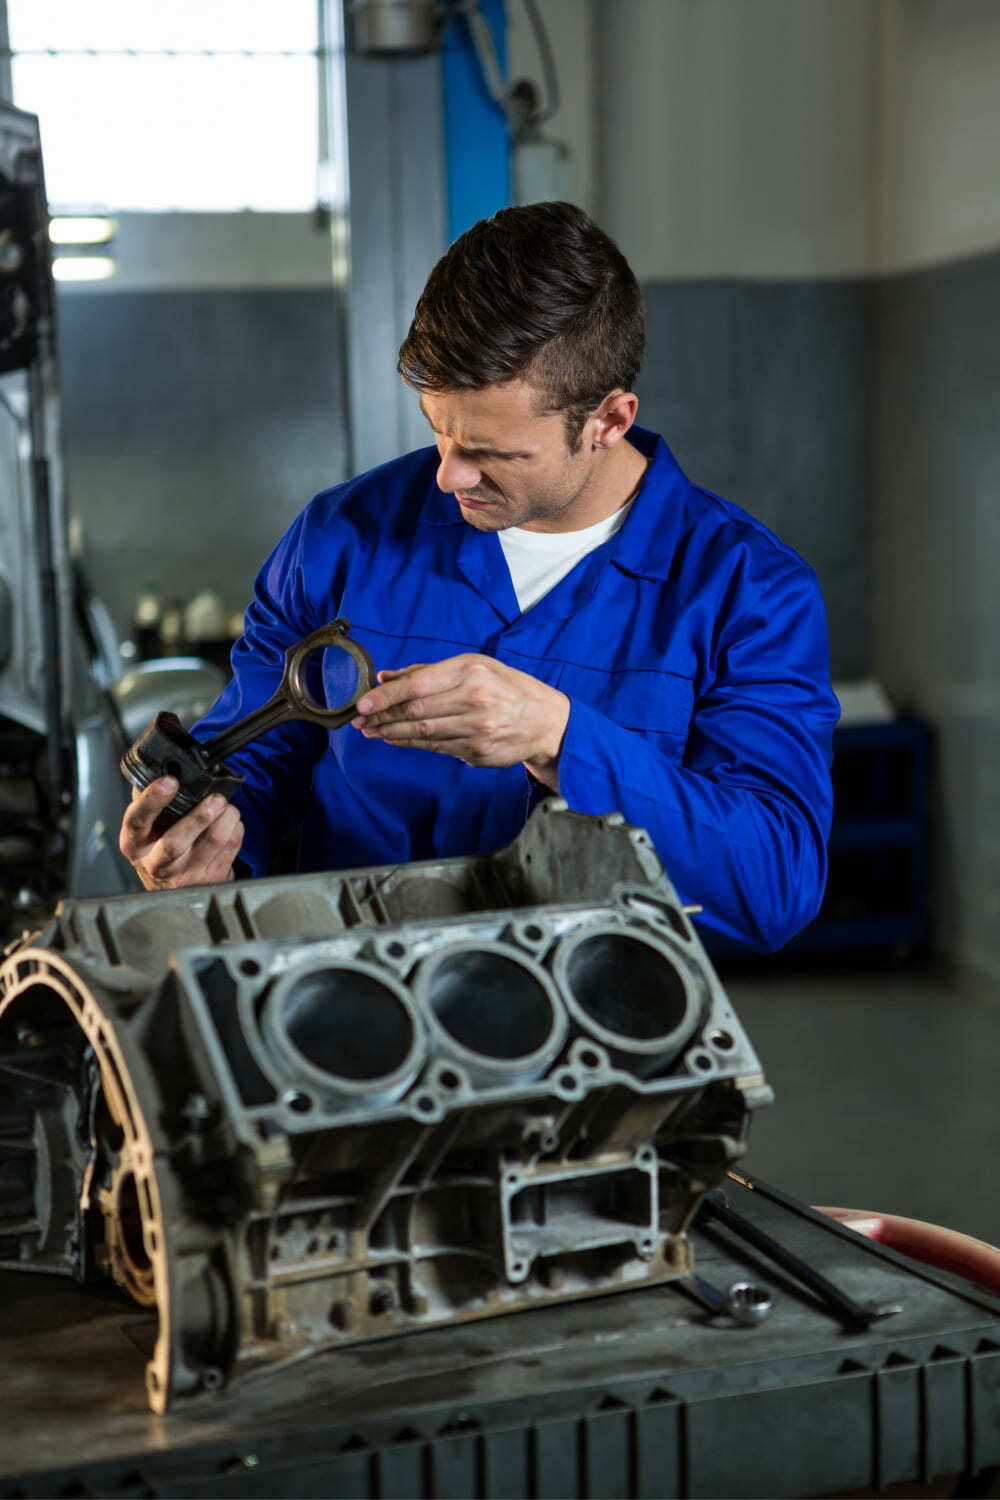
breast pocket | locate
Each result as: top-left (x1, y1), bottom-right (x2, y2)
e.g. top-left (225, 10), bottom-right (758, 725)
top-left (566, 667), bottom-right (695, 746)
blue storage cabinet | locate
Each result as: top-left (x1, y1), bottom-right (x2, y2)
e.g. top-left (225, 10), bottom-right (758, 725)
top-left (789, 716), bottom-right (932, 954)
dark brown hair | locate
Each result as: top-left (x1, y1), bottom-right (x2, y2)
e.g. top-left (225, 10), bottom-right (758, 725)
top-left (398, 201), bottom-right (644, 449)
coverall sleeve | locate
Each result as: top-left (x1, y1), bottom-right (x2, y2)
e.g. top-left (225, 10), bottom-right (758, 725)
top-left (191, 510), bottom-right (330, 875)
top-left (556, 562), bottom-right (838, 952)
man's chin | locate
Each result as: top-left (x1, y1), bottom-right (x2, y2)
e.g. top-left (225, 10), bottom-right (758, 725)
top-left (459, 508), bottom-right (508, 532)
top-left (455, 497), bottom-right (509, 530)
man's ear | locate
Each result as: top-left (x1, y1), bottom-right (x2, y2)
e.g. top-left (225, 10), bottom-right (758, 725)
top-left (590, 389), bottom-right (638, 449)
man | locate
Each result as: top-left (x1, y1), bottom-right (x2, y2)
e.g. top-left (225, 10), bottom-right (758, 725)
top-left (120, 201), bottom-right (838, 952)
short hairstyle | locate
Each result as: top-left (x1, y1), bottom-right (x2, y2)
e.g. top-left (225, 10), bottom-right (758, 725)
top-left (398, 201), bottom-right (645, 448)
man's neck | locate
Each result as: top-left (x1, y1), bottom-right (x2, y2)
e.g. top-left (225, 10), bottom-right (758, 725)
top-left (519, 437), bottom-right (650, 535)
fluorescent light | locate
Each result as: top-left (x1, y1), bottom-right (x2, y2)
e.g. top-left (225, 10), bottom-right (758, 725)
top-left (49, 216), bottom-right (117, 245)
top-left (52, 256), bottom-right (117, 282)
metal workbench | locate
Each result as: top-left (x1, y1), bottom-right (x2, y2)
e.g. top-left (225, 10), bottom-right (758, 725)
top-left (2, 1177), bottom-right (999, 1498)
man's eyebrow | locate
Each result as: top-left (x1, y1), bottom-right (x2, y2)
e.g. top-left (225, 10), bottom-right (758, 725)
top-left (417, 401), bottom-right (534, 460)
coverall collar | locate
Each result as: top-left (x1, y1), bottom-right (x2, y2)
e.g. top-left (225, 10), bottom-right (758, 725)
top-left (415, 426), bottom-right (690, 621)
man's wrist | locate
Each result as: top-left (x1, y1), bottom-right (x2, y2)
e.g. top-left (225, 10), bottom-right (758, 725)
top-left (523, 690), bottom-right (569, 790)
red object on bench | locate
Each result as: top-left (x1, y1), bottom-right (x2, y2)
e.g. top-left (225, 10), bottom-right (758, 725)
top-left (816, 1207), bottom-right (1000, 1296)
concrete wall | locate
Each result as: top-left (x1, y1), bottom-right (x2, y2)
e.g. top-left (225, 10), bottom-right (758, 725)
top-left (871, 250), bottom-right (1000, 980)
top-left (58, 281), bottom-right (347, 631)
top-left (595, 0), bottom-right (877, 281)
top-left (636, 279), bottom-right (868, 676)
top-left (869, 0), bottom-right (1000, 981)
top-left (57, 211), bottom-right (340, 292)
top-left (876, 0), bottom-right (1000, 272)
top-left (57, 212), bottom-right (347, 630)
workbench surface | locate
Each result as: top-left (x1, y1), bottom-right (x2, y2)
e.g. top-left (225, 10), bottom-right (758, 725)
top-left (3, 1180), bottom-right (999, 1498)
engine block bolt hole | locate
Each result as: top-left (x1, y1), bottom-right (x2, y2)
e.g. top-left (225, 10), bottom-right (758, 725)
top-left (708, 1028), bottom-right (735, 1052)
top-left (329, 1299), bottom-right (358, 1332)
top-left (282, 1089), bottom-right (314, 1114)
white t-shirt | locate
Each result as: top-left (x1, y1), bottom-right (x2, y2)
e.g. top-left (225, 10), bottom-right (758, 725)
top-left (498, 500), bottom-right (634, 613)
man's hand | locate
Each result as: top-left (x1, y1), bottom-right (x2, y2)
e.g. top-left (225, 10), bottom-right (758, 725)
top-left (119, 778), bottom-right (245, 891)
top-left (352, 654), bottom-right (570, 790)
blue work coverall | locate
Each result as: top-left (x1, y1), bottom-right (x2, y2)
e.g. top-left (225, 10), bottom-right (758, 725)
top-left (195, 427), bottom-right (839, 953)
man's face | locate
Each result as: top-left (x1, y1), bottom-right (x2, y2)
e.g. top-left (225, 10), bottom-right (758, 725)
top-left (419, 380), bottom-right (602, 534)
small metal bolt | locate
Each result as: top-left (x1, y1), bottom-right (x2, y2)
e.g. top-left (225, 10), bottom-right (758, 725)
top-left (183, 1093), bottom-right (211, 1132)
top-left (369, 1285), bottom-right (394, 1316)
top-left (725, 1281), bottom-right (773, 1326)
top-left (222, 1453), bottom-right (259, 1473)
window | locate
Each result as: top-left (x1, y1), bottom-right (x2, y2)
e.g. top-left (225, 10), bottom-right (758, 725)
top-left (8, 0), bottom-right (343, 213)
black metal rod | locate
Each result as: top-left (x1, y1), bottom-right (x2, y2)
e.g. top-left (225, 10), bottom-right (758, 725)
top-left (699, 1194), bottom-right (891, 1329)
top-left (200, 698), bottom-right (294, 762)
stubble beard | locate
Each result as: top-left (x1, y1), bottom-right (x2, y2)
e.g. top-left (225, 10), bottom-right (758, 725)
top-left (459, 458), bottom-right (598, 535)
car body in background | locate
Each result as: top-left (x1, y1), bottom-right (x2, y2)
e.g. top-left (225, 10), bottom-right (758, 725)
top-left (0, 99), bottom-right (223, 938)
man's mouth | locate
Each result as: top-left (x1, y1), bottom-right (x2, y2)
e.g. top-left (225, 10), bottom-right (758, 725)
top-left (455, 492), bottom-right (498, 510)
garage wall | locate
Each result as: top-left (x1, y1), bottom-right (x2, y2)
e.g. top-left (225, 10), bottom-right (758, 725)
top-left (594, 0), bottom-right (877, 282)
top-left (875, 0), bottom-right (1000, 272)
top-left (509, 0), bottom-right (876, 675)
top-left (870, 0), bottom-right (1000, 982)
top-left (634, 279), bottom-right (867, 676)
top-left (56, 211), bottom-right (347, 633)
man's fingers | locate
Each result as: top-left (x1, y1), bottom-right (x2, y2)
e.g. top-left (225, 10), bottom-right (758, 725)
top-left (358, 660), bottom-right (463, 717)
top-left (375, 666), bottom-right (422, 682)
top-left (197, 803), bottom-right (243, 854)
top-left (198, 820), bottom-right (245, 885)
top-left (121, 780), bottom-right (238, 888)
top-left (151, 794), bottom-right (228, 866)
top-left (120, 777), bottom-right (179, 852)
top-left (143, 804), bottom-right (242, 886)
top-left (362, 714), bottom-right (469, 744)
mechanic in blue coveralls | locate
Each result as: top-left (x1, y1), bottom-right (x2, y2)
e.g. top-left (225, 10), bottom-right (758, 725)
top-left (119, 201), bottom-right (839, 953)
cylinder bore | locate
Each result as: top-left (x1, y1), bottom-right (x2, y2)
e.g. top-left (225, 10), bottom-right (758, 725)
top-left (555, 927), bottom-right (700, 1073)
top-left (265, 962), bottom-right (422, 1102)
top-left (419, 944), bottom-right (565, 1080)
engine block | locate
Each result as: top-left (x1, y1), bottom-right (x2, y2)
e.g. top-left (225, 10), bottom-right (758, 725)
top-left (0, 801), bottom-right (771, 1412)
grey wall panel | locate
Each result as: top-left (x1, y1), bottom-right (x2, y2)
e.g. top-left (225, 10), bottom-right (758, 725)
top-left (637, 279), bottom-right (868, 676)
top-left (56, 287), bottom-right (347, 632)
top-left (871, 248), bottom-right (1000, 982)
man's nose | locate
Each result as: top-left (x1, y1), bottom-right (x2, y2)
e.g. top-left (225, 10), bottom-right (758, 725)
top-left (436, 442), bottom-right (482, 494)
